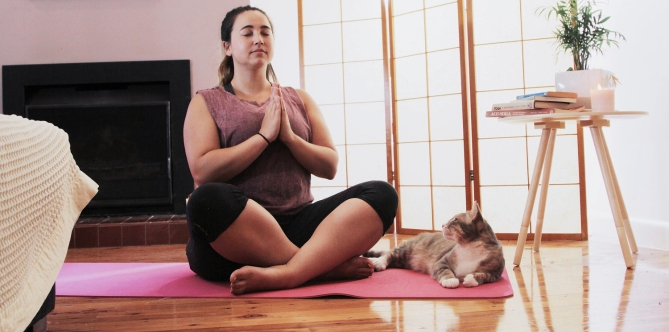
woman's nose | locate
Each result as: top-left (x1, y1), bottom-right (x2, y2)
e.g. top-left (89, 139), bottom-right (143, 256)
top-left (254, 34), bottom-right (264, 45)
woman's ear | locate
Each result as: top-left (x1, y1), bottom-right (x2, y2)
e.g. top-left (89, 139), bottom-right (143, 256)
top-left (222, 41), bottom-right (232, 56)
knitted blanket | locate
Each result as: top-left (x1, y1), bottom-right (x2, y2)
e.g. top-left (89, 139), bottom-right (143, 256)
top-left (0, 114), bottom-right (98, 332)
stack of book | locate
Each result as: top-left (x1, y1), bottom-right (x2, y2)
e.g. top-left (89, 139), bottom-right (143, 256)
top-left (486, 91), bottom-right (585, 118)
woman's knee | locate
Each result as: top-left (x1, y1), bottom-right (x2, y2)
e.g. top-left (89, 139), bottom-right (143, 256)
top-left (360, 180), bottom-right (398, 206)
top-left (356, 180), bottom-right (398, 232)
top-left (186, 183), bottom-right (248, 242)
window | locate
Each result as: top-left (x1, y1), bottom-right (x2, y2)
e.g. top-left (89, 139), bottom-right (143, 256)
top-left (301, 0), bottom-right (392, 206)
top-left (300, 0), bottom-right (586, 239)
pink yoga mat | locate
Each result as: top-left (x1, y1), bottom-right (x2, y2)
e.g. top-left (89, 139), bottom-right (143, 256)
top-left (56, 263), bottom-right (513, 299)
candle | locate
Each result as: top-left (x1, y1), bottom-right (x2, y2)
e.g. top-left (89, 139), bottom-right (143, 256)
top-left (590, 86), bottom-right (615, 112)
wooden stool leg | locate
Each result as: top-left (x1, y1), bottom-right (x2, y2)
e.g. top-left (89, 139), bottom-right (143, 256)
top-left (514, 128), bottom-right (551, 266)
top-left (590, 126), bottom-right (635, 268)
top-left (600, 130), bottom-right (638, 253)
top-left (533, 129), bottom-right (557, 252)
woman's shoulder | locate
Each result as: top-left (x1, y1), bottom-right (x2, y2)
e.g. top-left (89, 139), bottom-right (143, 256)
top-left (280, 86), bottom-right (314, 104)
top-left (196, 86), bottom-right (239, 108)
top-left (196, 85), bottom-right (226, 97)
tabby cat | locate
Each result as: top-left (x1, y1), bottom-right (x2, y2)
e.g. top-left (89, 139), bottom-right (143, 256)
top-left (364, 202), bottom-right (504, 288)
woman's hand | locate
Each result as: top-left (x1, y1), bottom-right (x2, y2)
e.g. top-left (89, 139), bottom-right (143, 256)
top-left (277, 88), bottom-right (338, 180)
top-left (259, 85), bottom-right (282, 142)
top-left (277, 86), bottom-right (296, 144)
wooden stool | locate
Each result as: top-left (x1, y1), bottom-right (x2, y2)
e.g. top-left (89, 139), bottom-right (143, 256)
top-left (499, 111), bottom-right (647, 268)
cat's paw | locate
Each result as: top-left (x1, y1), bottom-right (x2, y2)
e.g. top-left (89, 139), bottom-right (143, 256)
top-left (370, 258), bottom-right (387, 272)
top-left (463, 274), bottom-right (479, 287)
top-left (439, 277), bottom-right (460, 288)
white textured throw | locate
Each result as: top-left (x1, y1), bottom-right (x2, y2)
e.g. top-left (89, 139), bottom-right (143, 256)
top-left (0, 114), bottom-right (98, 332)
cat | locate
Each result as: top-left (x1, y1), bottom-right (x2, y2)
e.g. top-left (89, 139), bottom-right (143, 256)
top-left (364, 202), bottom-right (504, 288)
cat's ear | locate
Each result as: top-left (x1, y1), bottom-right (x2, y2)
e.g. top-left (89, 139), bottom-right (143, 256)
top-left (469, 201), bottom-right (485, 231)
top-left (468, 201), bottom-right (481, 219)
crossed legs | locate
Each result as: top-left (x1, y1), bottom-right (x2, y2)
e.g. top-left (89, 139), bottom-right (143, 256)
top-left (225, 198), bottom-right (384, 294)
top-left (186, 181), bottom-right (397, 295)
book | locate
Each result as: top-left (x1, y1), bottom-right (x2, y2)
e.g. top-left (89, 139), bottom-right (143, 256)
top-left (486, 106), bottom-right (585, 118)
top-left (491, 99), bottom-right (577, 111)
top-left (515, 91), bottom-right (578, 99)
top-left (517, 95), bottom-right (577, 103)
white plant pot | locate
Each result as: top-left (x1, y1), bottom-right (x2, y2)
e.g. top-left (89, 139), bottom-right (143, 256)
top-left (555, 69), bottom-right (616, 109)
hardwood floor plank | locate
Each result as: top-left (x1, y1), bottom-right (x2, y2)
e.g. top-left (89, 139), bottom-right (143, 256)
top-left (48, 234), bottom-right (669, 331)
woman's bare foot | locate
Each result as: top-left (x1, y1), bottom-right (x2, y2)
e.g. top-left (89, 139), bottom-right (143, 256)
top-left (318, 256), bottom-right (374, 281)
top-left (229, 256), bottom-right (374, 295)
top-left (230, 265), bottom-right (293, 295)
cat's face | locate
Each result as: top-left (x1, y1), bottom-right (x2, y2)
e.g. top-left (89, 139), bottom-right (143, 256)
top-left (442, 202), bottom-right (484, 242)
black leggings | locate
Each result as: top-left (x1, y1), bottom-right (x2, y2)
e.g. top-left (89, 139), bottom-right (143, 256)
top-left (185, 180), bottom-right (398, 281)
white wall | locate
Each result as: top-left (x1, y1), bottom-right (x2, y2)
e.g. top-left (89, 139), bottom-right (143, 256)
top-left (0, 0), bottom-right (248, 113)
top-left (585, 0), bottom-right (669, 250)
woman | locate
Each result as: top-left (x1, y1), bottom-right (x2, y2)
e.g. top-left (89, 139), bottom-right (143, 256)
top-left (183, 5), bottom-right (398, 295)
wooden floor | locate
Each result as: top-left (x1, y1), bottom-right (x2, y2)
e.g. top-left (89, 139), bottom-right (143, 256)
top-left (49, 234), bottom-right (669, 331)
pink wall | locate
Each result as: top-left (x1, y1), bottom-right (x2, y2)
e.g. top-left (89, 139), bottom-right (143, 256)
top-left (0, 0), bottom-right (249, 113)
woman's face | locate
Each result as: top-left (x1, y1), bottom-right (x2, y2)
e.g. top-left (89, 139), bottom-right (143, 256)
top-left (224, 10), bottom-right (274, 70)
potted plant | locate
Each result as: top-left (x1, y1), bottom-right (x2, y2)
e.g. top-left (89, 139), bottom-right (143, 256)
top-left (537, 0), bottom-right (625, 106)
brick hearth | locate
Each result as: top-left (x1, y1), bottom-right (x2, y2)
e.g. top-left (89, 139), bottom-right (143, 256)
top-left (70, 215), bottom-right (188, 248)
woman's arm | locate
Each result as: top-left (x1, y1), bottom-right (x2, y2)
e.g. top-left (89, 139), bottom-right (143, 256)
top-left (279, 89), bottom-right (338, 180)
top-left (183, 93), bottom-right (279, 186)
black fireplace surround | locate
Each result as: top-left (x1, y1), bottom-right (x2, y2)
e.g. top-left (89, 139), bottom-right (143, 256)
top-left (2, 60), bottom-right (193, 216)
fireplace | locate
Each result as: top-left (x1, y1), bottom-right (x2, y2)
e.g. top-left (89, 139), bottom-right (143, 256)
top-left (2, 60), bottom-right (193, 216)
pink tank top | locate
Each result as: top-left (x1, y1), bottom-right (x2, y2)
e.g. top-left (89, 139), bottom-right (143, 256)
top-left (197, 85), bottom-right (314, 216)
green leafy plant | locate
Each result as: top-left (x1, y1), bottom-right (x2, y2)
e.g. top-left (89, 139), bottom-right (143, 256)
top-left (537, 0), bottom-right (625, 71)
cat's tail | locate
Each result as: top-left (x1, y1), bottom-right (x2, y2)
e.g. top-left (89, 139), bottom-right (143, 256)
top-left (363, 250), bottom-right (385, 258)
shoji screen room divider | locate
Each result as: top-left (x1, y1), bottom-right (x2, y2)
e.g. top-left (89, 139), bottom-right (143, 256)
top-left (299, 0), bottom-right (586, 240)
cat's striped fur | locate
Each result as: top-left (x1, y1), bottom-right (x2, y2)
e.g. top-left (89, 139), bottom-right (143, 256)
top-left (364, 202), bottom-right (504, 288)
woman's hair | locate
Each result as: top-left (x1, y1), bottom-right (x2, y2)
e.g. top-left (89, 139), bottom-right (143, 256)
top-left (218, 5), bottom-right (278, 87)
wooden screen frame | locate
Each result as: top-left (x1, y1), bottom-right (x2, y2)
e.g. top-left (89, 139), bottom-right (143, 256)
top-left (388, 0), bottom-right (473, 234)
top-left (464, 0), bottom-right (587, 241)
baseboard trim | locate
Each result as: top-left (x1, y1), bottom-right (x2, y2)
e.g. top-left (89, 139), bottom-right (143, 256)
top-left (589, 214), bottom-right (669, 251)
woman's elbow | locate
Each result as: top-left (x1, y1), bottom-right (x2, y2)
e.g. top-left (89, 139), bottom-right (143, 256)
top-left (321, 155), bottom-right (338, 180)
top-left (322, 166), bottom-right (337, 180)
top-left (189, 162), bottom-right (212, 187)
top-left (190, 170), bottom-right (206, 188)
